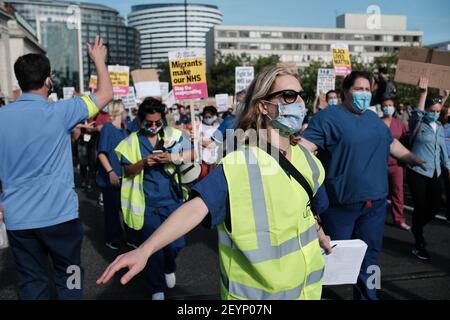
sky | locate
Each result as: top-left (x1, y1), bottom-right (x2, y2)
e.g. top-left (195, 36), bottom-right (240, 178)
top-left (90, 0), bottom-right (450, 45)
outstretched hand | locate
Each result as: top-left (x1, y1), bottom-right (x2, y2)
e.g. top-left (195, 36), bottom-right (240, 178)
top-left (96, 248), bottom-right (148, 285)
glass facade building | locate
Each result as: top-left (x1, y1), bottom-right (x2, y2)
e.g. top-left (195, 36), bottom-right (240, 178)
top-left (6, 0), bottom-right (140, 93)
top-left (128, 3), bottom-right (222, 68)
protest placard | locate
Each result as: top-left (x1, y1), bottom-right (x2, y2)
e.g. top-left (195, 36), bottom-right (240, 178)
top-left (235, 67), bottom-right (254, 93)
top-left (331, 44), bottom-right (352, 76)
top-left (168, 49), bottom-right (208, 101)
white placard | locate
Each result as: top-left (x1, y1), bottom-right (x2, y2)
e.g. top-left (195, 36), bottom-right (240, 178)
top-left (215, 94), bottom-right (229, 112)
top-left (164, 90), bottom-right (176, 108)
top-left (160, 82), bottom-right (169, 99)
top-left (63, 87), bottom-right (75, 100)
top-left (316, 69), bottom-right (336, 95)
top-left (235, 67), bottom-right (254, 93)
top-left (134, 81), bottom-right (162, 99)
top-left (120, 87), bottom-right (137, 109)
top-left (323, 239), bottom-right (368, 285)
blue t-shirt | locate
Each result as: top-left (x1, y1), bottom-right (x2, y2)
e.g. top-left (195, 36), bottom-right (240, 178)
top-left (444, 123), bottom-right (450, 157)
top-left (302, 105), bottom-right (393, 206)
top-left (192, 164), bottom-right (329, 230)
top-left (96, 122), bottom-right (128, 188)
top-left (121, 129), bottom-right (192, 208)
top-left (0, 93), bottom-right (96, 230)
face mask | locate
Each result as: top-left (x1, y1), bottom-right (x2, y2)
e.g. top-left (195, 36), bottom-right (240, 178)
top-left (383, 106), bottom-right (395, 117)
top-left (327, 99), bottom-right (338, 106)
top-left (143, 121), bottom-right (163, 137)
top-left (267, 102), bottom-right (306, 137)
top-left (351, 92), bottom-right (372, 113)
top-left (103, 106), bottom-right (109, 113)
top-left (425, 112), bottom-right (440, 123)
top-left (203, 116), bottom-right (217, 125)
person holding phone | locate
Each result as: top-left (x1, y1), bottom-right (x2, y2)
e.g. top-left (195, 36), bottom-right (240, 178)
top-left (113, 97), bottom-right (193, 300)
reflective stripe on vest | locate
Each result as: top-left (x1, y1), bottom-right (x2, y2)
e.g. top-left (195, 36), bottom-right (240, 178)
top-left (219, 147), bottom-right (324, 299)
top-left (298, 144), bottom-right (320, 193)
top-left (221, 274), bottom-right (304, 300)
top-left (218, 148), bottom-right (320, 263)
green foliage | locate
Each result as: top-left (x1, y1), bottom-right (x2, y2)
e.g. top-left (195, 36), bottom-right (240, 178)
top-left (207, 51), bottom-right (280, 95)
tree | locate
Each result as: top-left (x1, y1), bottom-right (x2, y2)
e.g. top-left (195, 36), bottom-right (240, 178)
top-left (207, 51), bottom-right (280, 96)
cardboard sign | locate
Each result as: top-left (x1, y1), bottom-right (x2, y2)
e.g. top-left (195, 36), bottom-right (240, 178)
top-left (131, 69), bottom-right (161, 99)
top-left (332, 43), bottom-right (352, 76)
top-left (168, 49), bottom-right (208, 100)
top-left (394, 47), bottom-right (450, 90)
top-left (235, 67), bottom-right (254, 93)
top-left (88, 75), bottom-right (97, 90)
top-left (316, 69), bottom-right (336, 95)
top-left (63, 87), bottom-right (75, 100)
top-left (108, 65), bottom-right (129, 96)
top-left (215, 94), bottom-right (229, 112)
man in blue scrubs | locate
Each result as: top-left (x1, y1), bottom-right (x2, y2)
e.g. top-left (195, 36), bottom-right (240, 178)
top-left (301, 71), bottom-right (424, 300)
top-left (0, 36), bottom-right (112, 299)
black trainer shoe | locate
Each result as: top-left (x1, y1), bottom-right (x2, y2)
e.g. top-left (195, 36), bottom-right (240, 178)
top-left (412, 246), bottom-right (430, 261)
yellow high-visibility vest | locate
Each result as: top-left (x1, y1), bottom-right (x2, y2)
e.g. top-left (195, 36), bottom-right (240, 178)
top-left (115, 127), bottom-right (183, 230)
top-left (219, 145), bottom-right (325, 300)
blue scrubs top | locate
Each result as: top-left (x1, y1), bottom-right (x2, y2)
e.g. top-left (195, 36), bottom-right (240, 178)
top-left (121, 129), bottom-right (192, 209)
top-left (96, 122), bottom-right (128, 188)
top-left (302, 105), bottom-right (393, 206)
top-left (0, 93), bottom-right (96, 230)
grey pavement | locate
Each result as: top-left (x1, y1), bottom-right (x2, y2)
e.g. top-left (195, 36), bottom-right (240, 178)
top-left (1, 184), bottom-right (450, 300)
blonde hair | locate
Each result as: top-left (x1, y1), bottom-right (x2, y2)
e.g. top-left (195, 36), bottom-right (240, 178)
top-left (108, 100), bottom-right (125, 118)
top-left (235, 66), bottom-right (299, 133)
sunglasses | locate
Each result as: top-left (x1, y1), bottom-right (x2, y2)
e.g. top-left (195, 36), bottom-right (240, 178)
top-left (144, 120), bottom-right (163, 127)
top-left (264, 90), bottom-right (310, 104)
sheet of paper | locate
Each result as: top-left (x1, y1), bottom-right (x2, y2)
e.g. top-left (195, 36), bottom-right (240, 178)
top-left (323, 239), bottom-right (368, 286)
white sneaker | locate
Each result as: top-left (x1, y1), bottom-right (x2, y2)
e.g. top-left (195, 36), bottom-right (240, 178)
top-left (165, 272), bottom-right (176, 288)
top-left (151, 292), bottom-right (165, 300)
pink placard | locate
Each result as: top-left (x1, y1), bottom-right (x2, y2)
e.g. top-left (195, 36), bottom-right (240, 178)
top-left (335, 66), bottom-right (352, 77)
top-left (173, 83), bottom-right (208, 101)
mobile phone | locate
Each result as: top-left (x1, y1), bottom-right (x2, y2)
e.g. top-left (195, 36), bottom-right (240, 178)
top-left (152, 150), bottom-right (163, 154)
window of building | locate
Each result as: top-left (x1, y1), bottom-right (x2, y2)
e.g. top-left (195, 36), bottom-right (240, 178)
top-left (239, 31), bottom-right (249, 38)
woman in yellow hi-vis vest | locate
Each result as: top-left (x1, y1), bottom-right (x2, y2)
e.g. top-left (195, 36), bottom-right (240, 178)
top-left (114, 97), bottom-right (193, 300)
top-left (98, 67), bottom-right (333, 300)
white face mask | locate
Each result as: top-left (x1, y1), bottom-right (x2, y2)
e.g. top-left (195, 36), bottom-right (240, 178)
top-left (327, 99), bottom-right (338, 106)
top-left (203, 116), bottom-right (217, 125)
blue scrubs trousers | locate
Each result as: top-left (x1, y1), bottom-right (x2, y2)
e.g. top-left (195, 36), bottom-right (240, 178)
top-left (320, 198), bottom-right (387, 300)
top-left (136, 202), bottom-right (185, 295)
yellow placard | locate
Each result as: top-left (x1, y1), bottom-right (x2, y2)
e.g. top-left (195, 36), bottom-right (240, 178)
top-left (169, 57), bottom-right (206, 86)
top-left (332, 48), bottom-right (351, 67)
top-left (109, 71), bottom-right (129, 87)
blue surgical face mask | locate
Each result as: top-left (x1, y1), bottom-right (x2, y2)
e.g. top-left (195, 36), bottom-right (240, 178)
top-left (383, 106), bottom-right (395, 117)
top-left (425, 112), bottom-right (440, 123)
top-left (103, 106), bottom-right (109, 113)
top-left (351, 92), bottom-right (372, 113)
top-left (327, 99), bottom-right (338, 106)
top-left (267, 102), bottom-right (306, 137)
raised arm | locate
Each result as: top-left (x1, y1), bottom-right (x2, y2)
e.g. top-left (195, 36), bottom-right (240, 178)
top-left (417, 76), bottom-right (428, 111)
top-left (96, 197), bottom-right (209, 285)
top-left (87, 35), bottom-right (113, 109)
